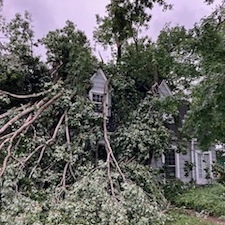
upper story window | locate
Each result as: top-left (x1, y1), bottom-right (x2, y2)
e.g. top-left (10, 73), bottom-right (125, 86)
top-left (91, 93), bottom-right (103, 113)
top-left (93, 93), bottom-right (103, 103)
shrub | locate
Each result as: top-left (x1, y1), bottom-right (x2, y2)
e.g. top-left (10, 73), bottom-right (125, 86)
top-left (163, 179), bottom-right (188, 202)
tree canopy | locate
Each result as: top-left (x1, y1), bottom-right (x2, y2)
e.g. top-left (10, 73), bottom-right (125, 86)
top-left (94, 0), bottom-right (172, 60)
top-left (184, 5), bottom-right (225, 149)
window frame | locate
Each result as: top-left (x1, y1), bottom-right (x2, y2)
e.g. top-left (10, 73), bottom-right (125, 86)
top-left (89, 91), bottom-right (104, 114)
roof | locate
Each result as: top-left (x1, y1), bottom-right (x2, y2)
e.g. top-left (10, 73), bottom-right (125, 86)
top-left (158, 80), bottom-right (172, 97)
top-left (90, 68), bottom-right (107, 82)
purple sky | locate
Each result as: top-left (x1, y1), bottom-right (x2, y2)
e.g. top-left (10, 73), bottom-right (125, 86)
top-left (2, 0), bottom-right (222, 60)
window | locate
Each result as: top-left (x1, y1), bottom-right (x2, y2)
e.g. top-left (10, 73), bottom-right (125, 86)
top-left (164, 149), bottom-right (176, 179)
top-left (93, 93), bottom-right (103, 103)
top-left (91, 93), bottom-right (103, 113)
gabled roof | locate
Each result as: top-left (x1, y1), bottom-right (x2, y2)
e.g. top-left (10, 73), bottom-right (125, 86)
top-left (158, 80), bottom-right (172, 97)
top-left (90, 68), bottom-right (107, 82)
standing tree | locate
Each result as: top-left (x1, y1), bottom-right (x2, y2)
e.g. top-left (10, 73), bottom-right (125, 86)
top-left (0, 12), bottom-right (49, 95)
top-left (184, 5), bottom-right (225, 149)
top-left (41, 21), bottom-right (97, 94)
top-left (94, 0), bottom-right (171, 61)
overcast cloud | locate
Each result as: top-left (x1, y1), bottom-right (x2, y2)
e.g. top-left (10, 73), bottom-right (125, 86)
top-left (2, 0), bottom-right (222, 60)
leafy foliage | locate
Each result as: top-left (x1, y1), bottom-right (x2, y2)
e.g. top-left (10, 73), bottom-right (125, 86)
top-left (1, 164), bottom-right (167, 224)
top-left (114, 95), bottom-right (173, 164)
top-left (41, 21), bottom-right (97, 93)
top-left (184, 6), bottom-right (225, 149)
top-left (94, 0), bottom-right (172, 60)
top-left (212, 163), bottom-right (225, 183)
top-left (1, 1), bottom-right (224, 224)
top-left (0, 12), bottom-right (48, 94)
top-left (0, 13), bottom-right (171, 224)
top-left (156, 25), bottom-right (201, 92)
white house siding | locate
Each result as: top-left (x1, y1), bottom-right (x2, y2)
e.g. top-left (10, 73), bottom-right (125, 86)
top-left (151, 141), bottom-right (216, 184)
top-left (191, 140), bottom-right (216, 184)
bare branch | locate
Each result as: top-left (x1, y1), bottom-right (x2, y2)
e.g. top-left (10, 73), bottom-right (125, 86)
top-left (0, 147), bottom-right (11, 176)
top-left (102, 78), bottom-right (125, 197)
top-left (61, 162), bottom-right (69, 188)
top-left (0, 132), bottom-right (14, 141)
top-left (107, 147), bottom-right (115, 197)
top-left (0, 91), bottom-right (64, 176)
top-left (0, 63), bottom-right (63, 100)
top-left (28, 112), bottom-right (65, 177)
top-left (28, 145), bottom-right (46, 178)
top-left (20, 144), bottom-right (45, 168)
top-left (0, 138), bottom-right (10, 150)
top-left (0, 97), bottom-right (48, 135)
top-left (0, 89), bottom-right (50, 99)
top-left (65, 111), bottom-right (71, 155)
top-left (65, 111), bottom-right (76, 181)
top-left (8, 92), bottom-right (62, 139)
top-left (0, 104), bottom-right (30, 119)
top-left (69, 163), bottom-right (76, 181)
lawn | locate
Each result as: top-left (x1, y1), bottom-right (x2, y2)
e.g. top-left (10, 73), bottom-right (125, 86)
top-left (172, 183), bottom-right (225, 217)
top-left (166, 209), bottom-right (220, 225)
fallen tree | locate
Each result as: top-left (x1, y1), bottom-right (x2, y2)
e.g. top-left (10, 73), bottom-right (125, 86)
top-left (0, 16), bottom-right (169, 224)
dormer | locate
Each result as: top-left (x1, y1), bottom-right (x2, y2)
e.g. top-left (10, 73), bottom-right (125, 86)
top-left (89, 69), bottom-right (111, 117)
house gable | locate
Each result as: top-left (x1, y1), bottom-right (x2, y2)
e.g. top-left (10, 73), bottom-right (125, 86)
top-left (90, 69), bottom-right (107, 93)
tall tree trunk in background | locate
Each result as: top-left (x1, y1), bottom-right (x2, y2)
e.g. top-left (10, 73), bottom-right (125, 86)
top-left (117, 42), bottom-right (122, 62)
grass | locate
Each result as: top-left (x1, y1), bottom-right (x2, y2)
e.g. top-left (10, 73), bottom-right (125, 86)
top-left (166, 209), bottom-right (218, 225)
top-left (173, 183), bottom-right (225, 217)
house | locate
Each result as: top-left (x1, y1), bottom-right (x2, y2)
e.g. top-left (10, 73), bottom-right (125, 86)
top-left (151, 138), bottom-right (216, 185)
top-left (89, 69), bottom-right (216, 185)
